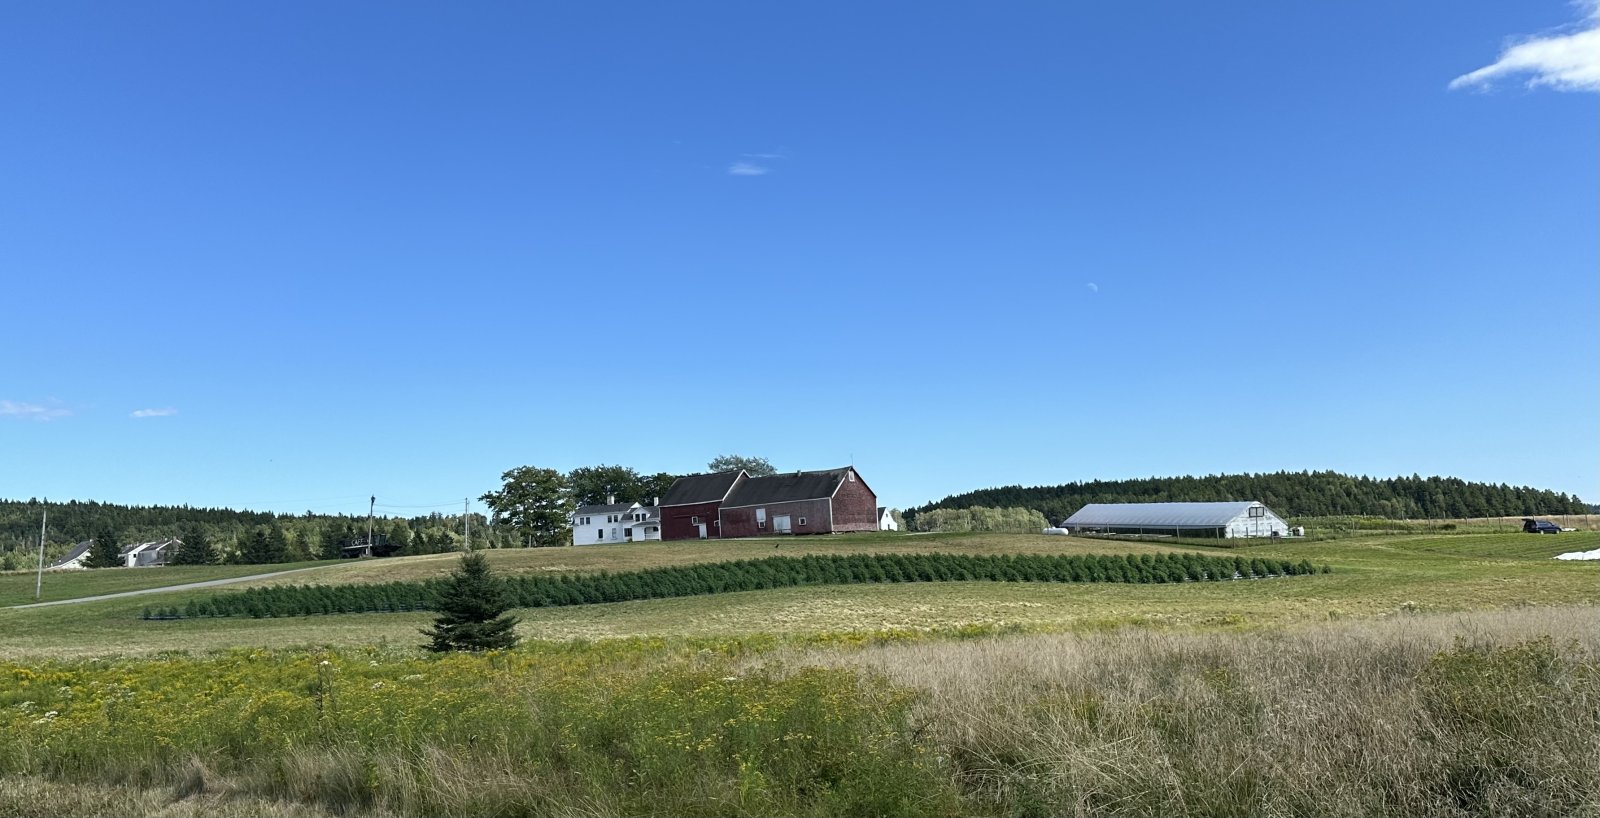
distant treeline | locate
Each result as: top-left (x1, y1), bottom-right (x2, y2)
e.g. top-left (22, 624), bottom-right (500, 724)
top-left (907, 472), bottom-right (1590, 527)
top-left (0, 499), bottom-right (506, 570)
top-left (147, 552), bottom-right (1329, 619)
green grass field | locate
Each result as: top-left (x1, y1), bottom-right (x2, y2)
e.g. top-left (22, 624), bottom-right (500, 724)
top-left (3, 529), bottom-right (1597, 817)
top-left (0, 560), bottom-right (329, 607)
top-left (1, 531), bottom-right (1594, 658)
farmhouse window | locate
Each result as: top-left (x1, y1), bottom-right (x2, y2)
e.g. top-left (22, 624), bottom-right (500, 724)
top-left (596, 529), bottom-right (603, 540)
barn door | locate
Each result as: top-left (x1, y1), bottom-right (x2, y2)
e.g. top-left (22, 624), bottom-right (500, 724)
top-left (696, 523), bottom-right (708, 539)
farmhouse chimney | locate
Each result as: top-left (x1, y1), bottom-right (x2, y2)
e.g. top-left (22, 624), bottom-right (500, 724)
top-left (606, 494), bottom-right (615, 505)
top-left (653, 496), bottom-right (659, 507)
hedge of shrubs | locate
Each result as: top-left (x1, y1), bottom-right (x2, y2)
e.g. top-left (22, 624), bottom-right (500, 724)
top-left (143, 552), bottom-right (1330, 620)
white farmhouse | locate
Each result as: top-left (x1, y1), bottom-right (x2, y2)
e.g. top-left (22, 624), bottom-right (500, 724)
top-left (571, 497), bottom-right (663, 545)
top-left (1061, 501), bottom-right (1290, 539)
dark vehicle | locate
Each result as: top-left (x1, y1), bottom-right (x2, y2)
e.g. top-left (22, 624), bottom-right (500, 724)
top-left (1522, 519), bottom-right (1562, 534)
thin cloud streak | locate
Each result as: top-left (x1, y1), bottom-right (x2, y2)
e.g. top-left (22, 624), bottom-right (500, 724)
top-left (1450, 4), bottom-right (1600, 92)
top-left (728, 161), bottom-right (770, 176)
top-left (0, 400), bottom-right (71, 421)
top-left (131, 407), bottom-right (179, 418)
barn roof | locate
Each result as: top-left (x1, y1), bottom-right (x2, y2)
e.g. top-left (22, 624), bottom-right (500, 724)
top-left (1063, 501), bottom-right (1264, 528)
top-left (722, 468), bottom-right (853, 508)
top-left (660, 471), bottom-right (745, 506)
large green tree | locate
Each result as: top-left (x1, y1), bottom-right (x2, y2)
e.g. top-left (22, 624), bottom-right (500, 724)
top-left (85, 529), bottom-right (122, 568)
top-left (638, 472), bottom-right (678, 505)
top-left (567, 464), bottom-right (643, 506)
top-left (707, 454), bottom-right (776, 477)
top-left (480, 466), bottom-right (573, 547)
top-left (169, 525), bottom-right (215, 566)
top-left (240, 525), bottom-right (289, 564)
top-left (421, 551), bottom-right (520, 652)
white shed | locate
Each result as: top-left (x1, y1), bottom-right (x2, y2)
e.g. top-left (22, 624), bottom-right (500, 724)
top-left (1061, 501), bottom-right (1289, 539)
top-left (877, 507), bottom-right (899, 531)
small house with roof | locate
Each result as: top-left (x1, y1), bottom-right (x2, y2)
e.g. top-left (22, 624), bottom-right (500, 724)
top-left (878, 507), bottom-right (899, 531)
top-left (121, 538), bottom-right (180, 567)
top-left (48, 540), bottom-right (94, 570)
top-left (1061, 501), bottom-right (1289, 539)
top-left (571, 496), bottom-right (663, 545)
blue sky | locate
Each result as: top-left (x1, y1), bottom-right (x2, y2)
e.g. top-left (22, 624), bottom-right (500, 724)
top-left (2, 1), bottom-right (1595, 517)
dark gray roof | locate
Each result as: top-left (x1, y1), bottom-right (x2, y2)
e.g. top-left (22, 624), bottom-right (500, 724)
top-left (660, 471), bottom-right (746, 506)
top-left (723, 468), bottom-right (852, 508)
top-left (573, 502), bottom-right (638, 515)
top-left (49, 540), bottom-right (93, 568)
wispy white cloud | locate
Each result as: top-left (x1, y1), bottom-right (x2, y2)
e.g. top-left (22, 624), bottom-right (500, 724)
top-left (728, 161), bottom-right (770, 176)
top-left (1450, 3), bottom-right (1600, 92)
top-left (1086, 282), bottom-right (1099, 293)
top-left (741, 151), bottom-right (787, 159)
top-left (131, 407), bottom-right (178, 418)
top-left (0, 400), bottom-right (71, 421)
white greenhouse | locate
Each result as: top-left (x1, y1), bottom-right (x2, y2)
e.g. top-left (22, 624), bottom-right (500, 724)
top-left (1061, 501), bottom-right (1290, 539)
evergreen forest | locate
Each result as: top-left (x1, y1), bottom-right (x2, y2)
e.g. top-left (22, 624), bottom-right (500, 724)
top-left (0, 499), bottom-right (502, 570)
top-left (906, 471), bottom-right (1590, 528)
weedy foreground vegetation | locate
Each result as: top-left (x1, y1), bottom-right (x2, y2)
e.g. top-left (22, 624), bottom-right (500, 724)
top-left (0, 531), bottom-right (1597, 817)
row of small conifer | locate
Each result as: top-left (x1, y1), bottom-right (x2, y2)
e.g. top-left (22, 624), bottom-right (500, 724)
top-left (142, 551), bottom-right (1329, 620)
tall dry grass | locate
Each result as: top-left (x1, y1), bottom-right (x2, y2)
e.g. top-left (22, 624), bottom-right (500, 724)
top-left (804, 606), bottom-right (1600, 817)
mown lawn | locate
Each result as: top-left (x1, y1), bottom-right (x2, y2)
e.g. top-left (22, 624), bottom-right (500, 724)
top-left (0, 561), bottom-right (329, 607)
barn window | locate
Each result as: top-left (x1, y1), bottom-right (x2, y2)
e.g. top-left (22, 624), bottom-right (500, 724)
top-left (847, 471), bottom-right (855, 481)
top-left (758, 520), bottom-right (765, 530)
top-left (1248, 506), bottom-right (1265, 518)
top-left (691, 516), bottom-right (700, 525)
top-left (798, 517), bottom-right (807, 525)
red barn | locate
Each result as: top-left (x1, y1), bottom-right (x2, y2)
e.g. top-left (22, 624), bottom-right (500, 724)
top-left (659, 467), bottom-right (878, 540)
top-left (658, 470), bottom-right (747, 540)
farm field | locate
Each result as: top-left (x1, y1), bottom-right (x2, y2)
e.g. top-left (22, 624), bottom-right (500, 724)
top-left (0, 531), bottom-right (1594, 658)
top-left (2, 530), bottom-right (1597, 817)
top-left (0, 560), bottom-right (328, 607)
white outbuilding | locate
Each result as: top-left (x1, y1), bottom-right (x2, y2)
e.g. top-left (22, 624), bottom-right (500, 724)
top-left (1061, 501), bottom-right (1290, 539)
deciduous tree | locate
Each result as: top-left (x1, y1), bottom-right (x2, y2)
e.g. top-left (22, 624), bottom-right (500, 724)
top-left (707, 454), bottom-right (776, 477)
top-left (567, 464), bottom-right (643, 506)
top-left (480, 466), bottom-right (573, 547)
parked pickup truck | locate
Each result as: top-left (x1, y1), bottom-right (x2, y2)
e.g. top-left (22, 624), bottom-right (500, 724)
top-left (1522, 519), bottom-right (1562, 534)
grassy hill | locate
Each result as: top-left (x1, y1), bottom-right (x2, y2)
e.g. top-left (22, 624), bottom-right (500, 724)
top-left (2, 530), bottom-right (1594, 658)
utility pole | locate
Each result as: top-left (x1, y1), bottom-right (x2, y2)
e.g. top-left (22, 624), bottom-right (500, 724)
top-left (33, 508), bottom-right (47, 601)
top-left (367, 495), bottom-right (376, 554)
top-left (463, 498), bottom-right (471, 551)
